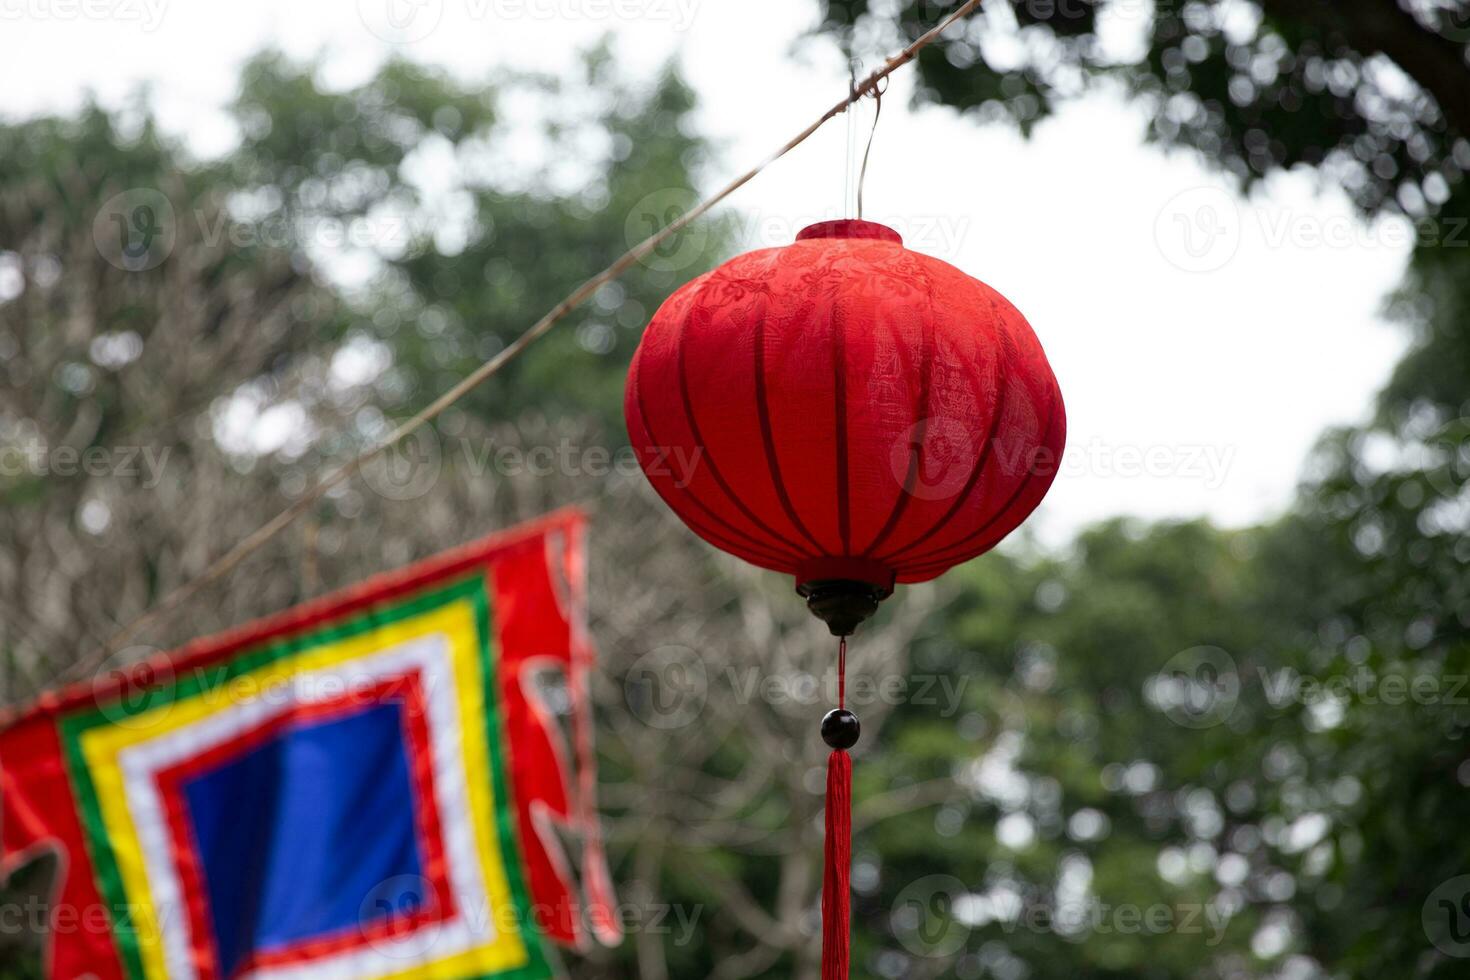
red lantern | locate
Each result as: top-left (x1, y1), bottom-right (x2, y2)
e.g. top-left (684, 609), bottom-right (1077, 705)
top-left (625, 219), bottom-right (1066, 633)
top-left (625, 218), bottom-right (1065, 980)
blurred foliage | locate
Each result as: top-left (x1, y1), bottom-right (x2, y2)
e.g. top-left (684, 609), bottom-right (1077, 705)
top-left (0, 47), bottom-right (732, 977)
top-left (820, 0), bottom-right (1470, 215)
top-left (221, 44), bottom-right (723, 427)
top-left (814, 2), bottom-right (1470, 977)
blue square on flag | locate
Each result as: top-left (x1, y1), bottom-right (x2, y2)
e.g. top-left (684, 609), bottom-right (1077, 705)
top-left (179, 699), bottom-right (427, 974)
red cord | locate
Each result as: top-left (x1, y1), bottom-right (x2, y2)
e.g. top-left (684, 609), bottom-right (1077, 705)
top-left (838, 636), bottom-right (847, 708)
top-left (822, 640), bottom-right (852, 979)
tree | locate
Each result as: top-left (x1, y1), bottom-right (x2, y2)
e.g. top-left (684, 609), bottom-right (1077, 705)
top-left (807, 3), bottom-right (1470, 978)
top-left (0, 49), bottom-right (737, 976)
top-left (819, 0), bottom-right (1469, 213)
top-left (0, 103), bottom-right (345, 702)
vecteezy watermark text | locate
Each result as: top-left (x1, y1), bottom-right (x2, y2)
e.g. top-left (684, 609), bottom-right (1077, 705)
top-left (0, 0), bottom-right (167, 31)
top-left (890, 875), bottom-right (1232, 958)
top-left (624, 645), bottom-right (972, 729)
top-left (0, 441), bottom-right (170, 488)
top-left (357, 0), bottom-right (699, 45)
top-left (1149, 645), bottom-right (1470, 729)
top-left (1155, 184), bottom-right (1469, 273)
top-left (0, 893), bottom-right (704, 948)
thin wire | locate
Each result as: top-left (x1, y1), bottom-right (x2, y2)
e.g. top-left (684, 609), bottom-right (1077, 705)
top-left (837, 637), bottom-right (847, 710)
top-left (59, 0), bottom-right (987, 687)
top-left (856, 78), bottom-right (886, 220)
top-left (844, 59), bottom-right (858, 217)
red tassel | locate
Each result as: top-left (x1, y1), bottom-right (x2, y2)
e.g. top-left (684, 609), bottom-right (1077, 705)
top-left (822, 747), bottom-right (852, 980)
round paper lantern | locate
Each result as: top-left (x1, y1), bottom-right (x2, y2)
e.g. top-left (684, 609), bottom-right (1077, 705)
top-left (625, 219), bottom-right (1065, 634)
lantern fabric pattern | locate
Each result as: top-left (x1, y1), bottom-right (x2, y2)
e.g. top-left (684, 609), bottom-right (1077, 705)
top-left (625, 219), bottom-right (1066, 599)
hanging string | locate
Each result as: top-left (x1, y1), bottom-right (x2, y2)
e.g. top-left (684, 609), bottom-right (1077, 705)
top-left (844, 59), bottom-right (858, 217)
top-left (821, 636), bottom-right (858, 979)
top-left (856, 78), bottom-right (886, 220)
top-left (54, 0), bottom-right (988, 688)
top-left (838, 636), bottom-right (847, 708)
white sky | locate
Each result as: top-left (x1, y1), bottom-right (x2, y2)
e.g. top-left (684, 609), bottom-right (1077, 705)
top-left (0, 0), bottom-right (1412, 544)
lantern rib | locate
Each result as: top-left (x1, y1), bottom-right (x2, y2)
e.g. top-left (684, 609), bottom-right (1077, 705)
top-left (630, 363), bottom-right (797, 568)
top-left (832, 301), bottom-right (852, 556)
top-left (874, 354), bottom-right (1010, 568)
top-left (885, 390), bottom-right (1063, 573)
top-left (752, 305), bottom-right (830, 556)
top-left (68, 0), bottom-right (988, 677)
top-left (858, 305), bottom-right (937, 559)
top-left (676, 304), bottom-right (817, 558)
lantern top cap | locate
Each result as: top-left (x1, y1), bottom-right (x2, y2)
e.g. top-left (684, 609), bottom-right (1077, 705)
top-left (795, 219), bottom-right (902, 245)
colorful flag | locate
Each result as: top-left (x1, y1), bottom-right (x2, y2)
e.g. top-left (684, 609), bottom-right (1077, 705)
top-left (0, 509), bottom-right (620, 980)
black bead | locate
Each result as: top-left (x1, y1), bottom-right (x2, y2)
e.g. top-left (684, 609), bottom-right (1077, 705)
top-left (821, 708), bottom-right (861, 749)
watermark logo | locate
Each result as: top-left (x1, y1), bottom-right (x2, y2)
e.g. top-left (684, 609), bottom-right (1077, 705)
top-left (1154, 186), bottom-right (1241, 273)
top-left (1440, 5), bottom-right (1470, 42)
top-left (624, 645), bottom-right (707, 729)
top-left (1259, 666), bottom-right (1469, 710)
top-left (194, 210), bottom-right (418, 252)
top-left (1423, 416), bottom-right (1470, 500)
top-left (1151, 643), bottom-right (1470, 728)
top-left (1147, 646), bottom-right (1240, 729)
top-left (890, 417), bottom-right (977, 501)
top-left (359, 0), bottom-right (698, 40)
top-left (723, 667), bottom-right (970, 718)
top-left (626, 188), bottom-right (708, 273)
top-left (891, 875), bottom-right (970, 957)
top-left (1155, 186), bottom-right (1464, 272)
top-left (456, 437), bottom-right (700, 487)
top-left (1424, 875), bottom-right (1470, 958)
top-left (94, 647), bottom-right (174, 730)
top-left (359, 873), bottom-right (442, 957)
top-left (885, 428), bottom-right (1235, 496)
top-left (94, 189), bottom-right (176, 272)
top-left (361, 425), bottom-right (443, 501)
top-left (357, 0), bottom-right (444, 43)
top-left (731, 209), bottom-right (971, 258)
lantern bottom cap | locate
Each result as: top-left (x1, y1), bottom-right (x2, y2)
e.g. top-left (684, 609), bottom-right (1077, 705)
top-left (796, 579), bottom-right (888, 636)
top-left (795, 563), bottom-right (894, 636)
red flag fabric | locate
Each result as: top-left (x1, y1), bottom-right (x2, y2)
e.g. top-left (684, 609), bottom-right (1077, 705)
top-left (0, 509), bottom-right (620, 980)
